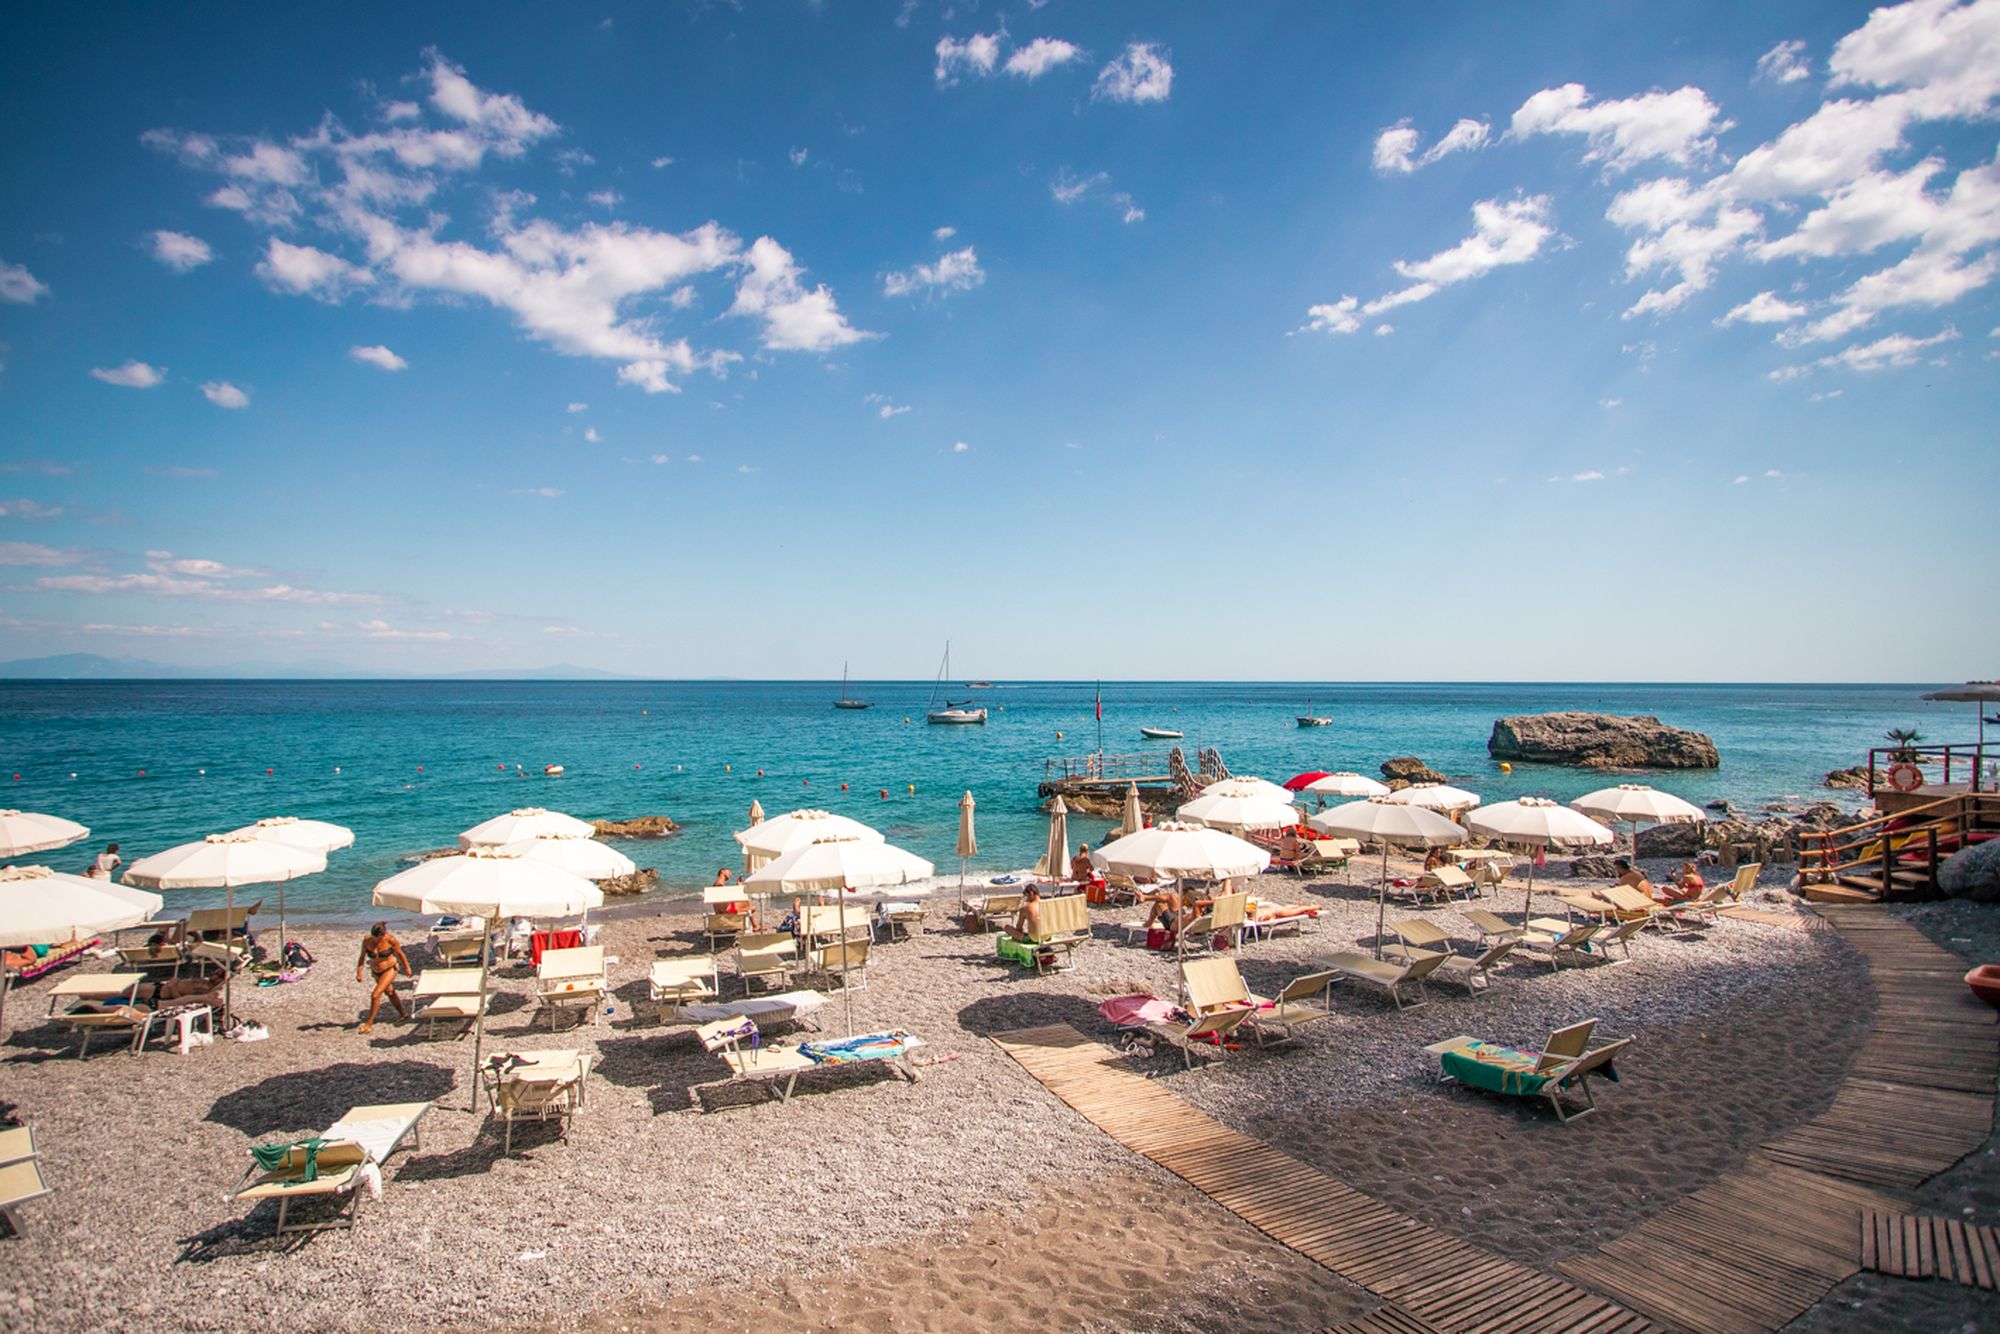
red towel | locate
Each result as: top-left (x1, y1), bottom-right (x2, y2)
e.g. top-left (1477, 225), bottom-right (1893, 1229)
top-left (528, 928), bottom-right (583, 967)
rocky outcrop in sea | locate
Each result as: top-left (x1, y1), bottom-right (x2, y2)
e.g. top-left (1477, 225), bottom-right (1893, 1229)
top-left (1487, 712), bottom-right (1720, 770)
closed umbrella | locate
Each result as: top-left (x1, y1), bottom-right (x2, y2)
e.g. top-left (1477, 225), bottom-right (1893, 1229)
top-left (500, 835), bottom-right (637, 881)
top-left (229, 817), bottom-right (356, 956)
top-left (744, 835), bottom-right (933, 1033)
top-left (1571, 784), bottom-right (1705, 856)
top-left (1038, 797), bottom-right (1069, 880)
top-left (457, 807), bottom-right (596, 850)
top-left (956, 792), bottom-right (977, 892)
top-left (0, 810), bottom-right (90, 860)
top-left (747, 799), bottom-right (765, 826)
top-left (373, 849), bottom-right (601, 1106)
top-left (0, 866), bottom-right (162, 1036)
top-left (1119, 783), bottom-right (1144, 839)
top-left (125, 833), bottom-right (326, 1023)
top-left (1177, 788), bottom-right (1296, 833)
top-left (1383, 783), bottom-right (1482, 813)
top-left (1097, 821), bottom-right (1271, 1008)
top-left (1467, 797), bottom-right (1613, 926)
top-left (1309, 798), bottom-right (1465, 957)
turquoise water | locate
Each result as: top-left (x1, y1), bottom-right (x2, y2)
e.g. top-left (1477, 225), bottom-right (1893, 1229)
top-left (0, 680), bottom-right (1972, 921)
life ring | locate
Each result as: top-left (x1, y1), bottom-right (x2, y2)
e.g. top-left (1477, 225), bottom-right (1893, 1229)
top-left (1887, 762), bottom-right (1922, 793)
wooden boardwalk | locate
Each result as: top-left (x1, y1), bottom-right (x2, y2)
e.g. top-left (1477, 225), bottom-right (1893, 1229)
top-left (991, 1023), bottom-right (1658, 1333)
top-left (995, 905), bottom-right (1997, 1334)
top-left (1862, 1207), bottom-right (2000, 1290)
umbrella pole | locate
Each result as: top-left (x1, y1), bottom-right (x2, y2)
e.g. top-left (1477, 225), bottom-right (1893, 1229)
top-left (1524, 858), bottom-right (1538, 929)
top-left (278, 883), bottom-right (288, 962)
top-left (1375, 846), bottom-right (1389, 959)
top-left (223, 885), bottom-right (236, 1028)
top-left (1174, 876), bottom-right (1186, 1012)
top-left (0, 967), bottom-right (11, 1044)
top-left (470, 914), bottom-right (493, 1112)
top-left (837, 888), bottom-right (853, 1038)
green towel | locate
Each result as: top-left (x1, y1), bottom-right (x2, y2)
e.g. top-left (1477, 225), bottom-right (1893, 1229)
top-left (1439, 1042), bottom-right (1553, 1097)
top-left (250, 1137), bottom-right (328, 1182)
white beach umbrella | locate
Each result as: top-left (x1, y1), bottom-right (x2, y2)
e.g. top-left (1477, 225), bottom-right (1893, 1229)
top-left (1309, 798), bottom-right (1466, 957)
top-left (956, 792), bottom-right (977, 891)
top-left (1468, 797), bottom-right (1614, 926)
top-left (1177, 789), bottom-right (1297, 834)
top-left (0, 810), bottom-right (91, 860)
top-left (1382, 782), bottom-right (1483, 813)
top-left (124, 833), bottom-right (326, 1023)
top-left (228, 817), bottom-right (357, 949)
top-left (457, 807), bottom-right (596, 850)
top-left (1199, 776), bottom-right (1296, 806)
top-left (499, 835), bottom-right (637, 881)
top-left (735, 809), bottom-right (884, 873)
top-left (0, 866), bottom-right (163, 1036)
top-left (1571, 783), bottom-right (1705, 855)
top-left (1097, 821), bottom-right (1272, 1008)
top-left (1038, 797), bottom-right (1069, 879)
top-left (1119, 782), bottom-right (1144, 839)
top-left (1302, 772), bottom-right (1390, 800)
top-left (374, 849), bottom-right (602, 1105)
top-left (744, 835), bottom-right (932, 1034)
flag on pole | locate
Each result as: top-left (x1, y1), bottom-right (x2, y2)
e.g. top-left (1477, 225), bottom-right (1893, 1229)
top-left (1095, 681), bottom-right (1102, 720)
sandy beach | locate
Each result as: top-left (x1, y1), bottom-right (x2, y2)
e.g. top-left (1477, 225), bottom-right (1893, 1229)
top-left (2, 851), bottom-right (1995, 1333)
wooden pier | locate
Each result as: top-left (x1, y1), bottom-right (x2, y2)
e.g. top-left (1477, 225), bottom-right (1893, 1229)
top-left (1037, 745), bottom-right (1230, 806)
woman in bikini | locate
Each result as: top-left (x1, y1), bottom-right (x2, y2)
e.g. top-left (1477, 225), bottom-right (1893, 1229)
top-left (355, 922), bottom-right (412, 1033)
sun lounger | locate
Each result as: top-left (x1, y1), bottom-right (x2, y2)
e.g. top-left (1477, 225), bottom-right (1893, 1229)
top-left (1661, 863), bottom-right (1760, 929)
top-left (1386, 921), bottom-right (1514, 993)
top-left (0, 1156), bottom-right (52, 1237)
top-left (680, 989), bottom-right (829, 1030)
top-left (430, 929), bottom-right (486, 967)
top-left (811, 936), bottom-right (870, 989)
top-left (704, 911), bottom-right (747, 949)
top-left (1310, 950), bottom-right (1448, 1010)
top-left (1142, 1006), bottom-right (1254, 1068)
top-left (1432, 941), bottom-right (1517, 993)
top-left (183, 902), bottom-right (260, 947)
top-left (1243, 901), bottom-right (1320, 941)
top-left (995, 893), bottom-right (1093, 975)
top-left (482, 1052), bottom-right (590, 1153)
top-left (735, 931), bottom-right (796, 994)
top-left (3, 937), bottom-right (99, 986)
top-left (412, 967), bottom-right (488, 1038)
top-left (231, 1100), bottom-right (431, 1233)
top-left (960, 890), bottom-right (1022, 933)
top-left (1461, 908), bottom-right (1527, 946)
top-left (692, 1018), bottom-right (923, 1107)
top-left (1427, 1020), bottom-right (1632, 1123)
top-left (1418, 865), bottom-right (1476, 903)
top-left (798, 904), bottom-right (873, 947)
top-left (1596, 917), bottom-right (1650, 960)
top-left (650, 956), bottom-right (720, 1018)
top-left (1385, 918), bottom-right (1453, 959)
top-left (1247, 970), bottom-right (1338, 1046)
top-left (875, 901), bottom-right (926, 941)
top-left (113, 942), bottom-right (186, 977)
top-left (45, 972), bottom-right (148, 1058)
top-left (535, 946), bottom-right (606, 1030)
top-left (1523, 920), bottom-right (1602, 968)
top-left (0, 1126), bottom-right (37, 1166)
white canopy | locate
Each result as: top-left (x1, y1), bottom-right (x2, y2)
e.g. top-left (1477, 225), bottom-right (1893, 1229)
top-left (372, 848), bottom-right (603, 918)
top-left (1176, 789), bottom-right (1297, 833)
top-left (498, 835), bottom-right (637, 881)
top-left (742, 836), bottom-right (934, 894)
top-left (1197, 776), bottom-right (1296, 806)
top-left (457, 807), bottom-right (597, 850)
top-left (0, 865), bottom-right (162, 944)
top-left (1381, 782), bottom-right (1482, 813)
top-left (229, 816), bottom-right (356, 854)
top-left (734, 809), bottom-right (885, 861)
top-left (1467, 797), bottom-right (1614, 850)
top-left (0, 810), bottom-right (91, 859)
top-left (1302, 772), bottom-right (1390, 799)
top-left (1096, 821), bottom-right (1271, 880)
top-left (1571, 784), bottom-right (1706, 827)
top-left (124, 833), bottom-right (326, 889)
top-left (1310, 798), bottom-right (1466, 847)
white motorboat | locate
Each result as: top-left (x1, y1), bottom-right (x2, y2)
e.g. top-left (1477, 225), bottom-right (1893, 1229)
top-left (1139, 726), bottom-right (1183, 740)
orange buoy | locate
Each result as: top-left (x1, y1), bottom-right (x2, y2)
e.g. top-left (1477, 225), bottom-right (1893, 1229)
top-left (840, 782), bottom-right (848, 791)
top-left (757, 769), bottom-right (764, 778)
top-left (265, 767), bottom-right (274, 775)
top-left (880, 789), bottom-right (889, 800)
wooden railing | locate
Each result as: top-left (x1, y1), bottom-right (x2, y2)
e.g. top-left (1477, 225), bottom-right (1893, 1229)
top-left (1865, 743), bottom-right (1994, 795)
top-left (1799, 792), bottom-right (2000, 887)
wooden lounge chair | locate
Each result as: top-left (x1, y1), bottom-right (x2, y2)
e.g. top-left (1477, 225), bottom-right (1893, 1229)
top-left (650, 956), bottom-right (720, 1019)
top-left (735, 932), bottom-right (796, 994)
top-left (692, 1018), bottom-right (923, 1107)
top-left (0, 1126), bottom-right (37, 1166)
top-left (535, 946), bottom-right (606, 1030)
top-left (703, 911), bottom-right (747, 949)
top-left (1427, 1019), bottom-right (1632, 1123)
top-left (114, 942), bottom-right (186, 977)
top-left (876, 901), bottom-right (927, 942)
top-left (1596, 917), bottom-right (1650, 960)
top-left (482, 1053), bottom-right (590, 1154)
top-left (996, 893), bottom-right (1093, 975)
top-left (430, 929), bottom-right (485, 967)
top-left (961, 891), bottom-right (1022, 933)
top-left (231, 1100), bottom-right (432, 1233)
top-left (1432, 941), bottom-right (1517, 993)
top-left (1523, 920), bottom-right (1602, 968)
top-left (1661, 863), bottom-right (1761, 930)
top-left (1385, 918), bottom-right (1454, 959)
top-left (412, 967), bottom-right (487, 1038)
top-left (0, 1156), bottom-right (52, 1237)
top-left (1311, 950), bottom-right (1449, 1010)
top-left (1143, 1006), bottom-right (1254, 1068)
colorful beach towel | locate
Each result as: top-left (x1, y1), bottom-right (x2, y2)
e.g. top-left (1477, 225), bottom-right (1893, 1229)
top-left (1440, 1041), bottom-right (1620, 1096)
top-left (799, 1030), bottom-right (918, 1065)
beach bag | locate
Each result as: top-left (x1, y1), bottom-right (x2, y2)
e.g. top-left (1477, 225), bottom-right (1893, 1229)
top-left (283, 940), bottom-right (315, 969)
top-left (1146, 927), bottom-right (1170, 951)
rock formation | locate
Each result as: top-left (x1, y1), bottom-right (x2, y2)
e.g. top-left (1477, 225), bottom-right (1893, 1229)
top-left (1487, 713), bottom-right (1719, 770)
top-left (591, 815), bottom-right (678, 838)
top-left (1940, 840), bottom-right (2000, 903)
top-left (1634, 822), bottom-right (1705, 859)
top-left (1823, 766), bottom-right (1870, 789)
top-left (1380, 756), bottom-right (1445, 786)
top-left (599, 868), bottom-right (660, 897)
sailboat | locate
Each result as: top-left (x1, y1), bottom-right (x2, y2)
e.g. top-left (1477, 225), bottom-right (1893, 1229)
top-left (1296, 698), bottom-right (1333, 728)
top-left (925, 642), bottom-right (987, 725)
top-left (833, 662), bottom-right (872, 710)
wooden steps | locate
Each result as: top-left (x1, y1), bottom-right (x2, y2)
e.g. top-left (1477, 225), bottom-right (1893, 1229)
top-left (1862, 1207), bottom-right (2000, 1290)
top-left (1805, 881), bottom-right (1882, 904)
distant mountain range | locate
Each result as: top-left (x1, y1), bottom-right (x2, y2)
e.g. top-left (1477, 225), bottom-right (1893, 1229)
top-left (0, 653), bottom-right (634, 681)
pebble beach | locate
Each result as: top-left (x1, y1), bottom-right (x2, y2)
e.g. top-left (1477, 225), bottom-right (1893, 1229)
top-left (8, 850), bottom-right (1994, 1332)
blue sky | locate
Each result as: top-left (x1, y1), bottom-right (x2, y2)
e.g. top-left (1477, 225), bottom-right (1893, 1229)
top-left (1, 1), bottom-right (1995, 681)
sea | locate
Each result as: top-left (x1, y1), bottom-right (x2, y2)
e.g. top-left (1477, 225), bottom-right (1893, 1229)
top-left (0, 680), bottom-right (1976, 924)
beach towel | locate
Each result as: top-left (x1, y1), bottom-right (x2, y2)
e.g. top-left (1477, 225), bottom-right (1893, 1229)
top-left (250, 1137), bottom-right (329, 1182)
top-left (1098, 994), bottom-right (1180, 1027)
top-left (528, 928), bottom-right (583, 967)
top-left (799, 1031), bottom-right (918, 1065)
top-left (1440, 1041), bottom-right (1619, 1097)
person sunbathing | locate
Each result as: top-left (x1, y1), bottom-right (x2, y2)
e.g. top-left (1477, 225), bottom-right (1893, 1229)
top-left (1141, 887), bottom-right (1186, 932)
top-left (1274, 831), bottom-right (1310, 862)
top-left (75, 977), bottom-right (222, 1018)
top-left (1007, 887), bottom-right (1045, 941)
top-left (1655, 862), bottom-right (1704, 905)
top-left (1613, 858), bottom-right (1657, 896)
top-left (1069, 844), bottom-right (1095, 883)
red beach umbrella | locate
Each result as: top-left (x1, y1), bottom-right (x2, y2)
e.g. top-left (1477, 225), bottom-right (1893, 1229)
top-left (1283, 771), bottom-right (1334, 792)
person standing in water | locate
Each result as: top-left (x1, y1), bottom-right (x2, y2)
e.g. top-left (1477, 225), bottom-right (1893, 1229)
top-left (86, 843), bottom-right (121, 880)
top-left (355, 922), bottom-right (412, 1033)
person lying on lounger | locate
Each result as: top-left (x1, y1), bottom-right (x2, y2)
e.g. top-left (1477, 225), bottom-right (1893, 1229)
top-left (1275, 831), bottom-right (1310, 862)
top-left (1613, 858), bottom-right (1656, 897)
top-left (1654, 862), bottom-right (1704, 905)
top-left (1006, 887), bottom-right (1044, 941)
top-left (74, 977), bottom-right (224, 1018)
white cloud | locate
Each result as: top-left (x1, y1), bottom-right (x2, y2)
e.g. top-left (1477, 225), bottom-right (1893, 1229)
top-left (788, 147), bottom-right (808, 168)
top-left (736, 464), bottom-right (758, 474)
top-left (1619, 201), bottom-right (1762, 317)
top-left (149, 230), bottom-right (213, 272)
top-left (567, 401), bottom-right (587, 413)
top-left (1374, 324), bottom-right (1394, 336)
top-left (0, 541), bottom-right (82, 567)
top-left (586, 189), bottom-right (621, 208)
top-left (426, 49), bottom-right (556, 148)
top-left (584, 427), bottom-right (600, 443)
top-left (90, 360), bottom-right (166, 388)
top-left (512, 486), bottom-right (564, 498)
top-left (651, 156), bottom-right (674, 169)
top-left (1718, 291), bottom-right (1809, 325)
top-left (935, 32), bottom-right (1002, 84)
top-left (256, 237), bottom-right (373, 298)
top-left (1734, 475), bottom-right (1751, 483)
top-left (1374, 119), bottom-right (1491, 174)
top-left (358, 619), bottom-right (453, 641)
top-left (1810, 389), bottom-right (1845, 400)
top-left (201, 380), bottom-right (250, 409)
top-left (877, 402), bottom-right (911, 418)
top-left (1092, 42), bottom-right (1172, 104)
top-left (1005, 37), bottom-right (1082, 80)
top-left (1757, 40), bottom-right (1813, 84)
top-left (951, 441), bottom-right (970, 453)
top-left (933, 226), bottom-right (957, 241)
top-left (1295, 297), bottom-right (1361, 335)
top-left (350, 344), bottom-right (407, 371)
top-left (1050, 170), bottom-right (1144, 222)
top-left (39, 551), bottom-right (379, 604)
top-left (1758, 158), bottom-right (1949, 259)
top-left (1349, 195), bottom-right (1557, 318)
top-left (728, 236), bottom-right (872, 353)
top-left (648, 453), bottom-right (670, 464)
top-left (381, 100), bottom-right (421, 123)
top-left (1570, 470), bottom-right (1607, 481)
top-left (685, 454), bottom-right (703, 463)
top-left (1600, 397), bottom-right (1622, 408)
top-left (1770, 325), bottom-right (1959, 378)
top-left (0, 499), bottom-right (61, 518)
top-left (0, 260), bottom-right (49, 304)
top-left (883, 246), bottom-right (985, 298)
top-left (1510, 83), bottom-right (1727, 171)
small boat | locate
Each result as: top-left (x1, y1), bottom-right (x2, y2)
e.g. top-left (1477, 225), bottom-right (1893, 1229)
top-left (926, 642), bottom-right (988, 725)
top-left (1139, 726), bottom-right (1184, 740)
top-left (1296, 698), bottom-right (1333, 728)
top-left (967, 680), bottom-right (994, 689)
top-left (544, 764), bottom-right (565, 775)
top-left (833, 661), bottom-right (872, 710)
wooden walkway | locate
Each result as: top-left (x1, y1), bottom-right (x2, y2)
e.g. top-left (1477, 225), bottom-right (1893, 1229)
top-left (1715, 905), bottom-right (1822, 930)
top-left (991, 1023), bottom-right (1658, 1334)
top-left (1558, 905), bottom-right (1997, 1332)
top-left (995, 905), bottom-right (1998, 1334)
top-left (1862, 1207), bottom-right (2000, 1290)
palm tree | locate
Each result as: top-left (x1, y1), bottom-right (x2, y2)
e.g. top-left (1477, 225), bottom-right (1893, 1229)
top-left (1883, 727), bottom-right (1925, 762)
